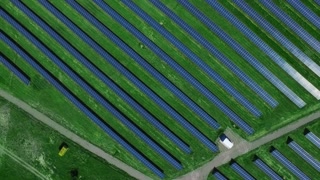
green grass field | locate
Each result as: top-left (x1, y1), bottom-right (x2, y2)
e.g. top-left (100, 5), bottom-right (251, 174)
top-left (210, 118), bottom-right (320, 180)
top-left (1, 0), bottom-right (320, 179)
top-left (0, 97), bottom-right (134, 179)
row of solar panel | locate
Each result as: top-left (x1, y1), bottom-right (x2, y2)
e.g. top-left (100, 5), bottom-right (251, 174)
top-left (234, 0), bottom-right (320, 79)
top-left (0, 29), bottom-right (166, 179)
top-left (121, 0), bottom-right (262, 118)
top-left (213, 130), bottom-right (320, 179)
top-left (148, 0), bottom-right (278, 108)
top-left (0, 54), bottom-right (30, 85)
top-left (177, 0), bottom-right (306, 108)
top-left (260, 0), bottom-right (320, 53)
top-left (208, 0), bottom-right (320, 100)
top-left (287, 0), bottom-right (320, 29)
top-left (1, 6), bottom-right (173, 178)
top-left (93, 1), bottom-right (254, 134)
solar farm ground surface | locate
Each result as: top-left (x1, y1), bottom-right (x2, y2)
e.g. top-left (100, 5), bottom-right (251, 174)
top-left (0, 0), bottom-right (320, 179)
top-left (0, 97), bottom-right (134, 180)
top-left (209, 117), bottom-right (320, 180)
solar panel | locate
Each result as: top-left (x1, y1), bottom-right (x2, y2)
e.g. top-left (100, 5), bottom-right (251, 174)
top-left (177, 0), bottom-right (306, 108)
top-left (253, 157), bottom-right (282, 180)
top-left (316, 0), bottom-right (320, 6)
top-left (149, 0), bottom-right (277, 108)
top-left (94, 0), bottom-right (254, 134)
top-left (0, 54), bottom-right (30, 85)
top-left (234, 0), bottom-right (320, 79)
top-left (0, 31), bottom-right (165, 178)
top-left (121, 0), bottom-right (262, 117)
top-left (2, 7), bottom-right (182, 170)
top-left (207, 0), bottom-right (320, 100)
top-left (260, 0), bottom-right (320, 53)
top-left (287, 0), bottom-right (320, 29)
top-left (270, 148), bottom-right (310, 179)
top-left (230, 161), bottom-right (255, 180)
top-left (305, 131), bottom-right (320, 149)
top-left (62, 0), bottom-right (219, 152)
top-left (17, 0), bottom-right (191, 154)
top-left (288, 139), bottom-right (320, 171)
top-left (38, 0), bottom-right (221, 136)
top-left (212, 168), bottom-right (228, 180)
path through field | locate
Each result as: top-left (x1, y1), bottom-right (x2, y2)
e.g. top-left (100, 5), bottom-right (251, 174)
top-left (0, 89), bottom-right (151, 180)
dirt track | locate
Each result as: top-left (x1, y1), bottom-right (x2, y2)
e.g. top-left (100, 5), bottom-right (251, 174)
top-left (0, 89), bottom-right (151, 180)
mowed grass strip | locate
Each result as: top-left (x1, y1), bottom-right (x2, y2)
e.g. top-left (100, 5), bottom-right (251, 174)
top-left (20, 0), bottom-right (188, 165)
top-left (222, 1), bottom-right (320, 89)
top-left (214, 119), bottom-right (320, 179)
top-left (0, 4), bottom-right (171, 177)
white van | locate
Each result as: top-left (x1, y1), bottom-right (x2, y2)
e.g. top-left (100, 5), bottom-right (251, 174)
top-left (219, 134), bottom-right (234, 149)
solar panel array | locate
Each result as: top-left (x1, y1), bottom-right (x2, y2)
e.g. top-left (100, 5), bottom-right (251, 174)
top-left (288, 139), bottom-right (320, 172)
top-left (260, 0), bottom-right (320, 53)
top-left (316, 0), bottom-right (320, 6)
top-left (0, 31), bottom-right (165, 179)
top-left (121, 0), bottom-right (262, 118)
top-left (63, 0), bottom-right (219, 152)
top-left (2, 6), bottom-right (182, 171)
top-left (0, 54), bottom-right (30, 85)
top-left (230, 161), bottom-right (255, 180)
top-left (212, 168), bottom-right (228, 180)
top-left (177, 0), bottom-right (306, 108)
top-left (287, 0), bottom-right (320, 29)
top-left (149, 0), bottom-right (277, 108)
top-left (270, 148), bottom-right (310, 180)
top-left (208, 0), bottom-right (320, 100)
top-left (41, 0), bottom-right (221, 134)
top-left (234, 0), bottom-right (320, 79)
top-left (305, 131), bottom-right (320, 149)
top-left (253, 157), bottom-right (282, 180)
top-left (94, 0), bottom-right (254, 134)
top-left (18, 0), bottom-right (191, 154)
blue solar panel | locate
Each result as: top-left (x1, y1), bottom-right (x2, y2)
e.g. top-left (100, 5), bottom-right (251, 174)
top-left (121, 0), bottom-right (262, 117)
top-left (305, 132), bottom-right (320, 149)
top-left (212, 168), bottom-right (228, 180)
top-left (63, 0), bottom-right (219, 152)
top-left (0, 54), bottom-right (30, 85)
top-left (288, 140), bottom-right (320, 172)
top-left (2, 7), bottom-right (182, 170)
top-left (178, 0), bottom-right (306, 108)
top-left (16, 0), bottom-right (191, 154)
top-left (316, 0), bottom-right (320, 6)
top-left (230, 161), bottom-right (255, 180)
top-left (287, 0), bottom-right (320, 29)
top-left (253, 157), bottom-right (282, 180)
top-left (38, 0), bottom-right (220, 135)
top-left (260, 0), bottom-right (320, 54)
top-left (149, 0), bottom-right (277, 108)
top-left (94, 0), bottom-right (254, 135)
top-left (207, 0), bottom-right (320, 100)
top-left (234, 0), bottom-right (320, 79)
top-left (270, 148), bottom-right (310, 179)
top-left (0, 31), bottom-right (165, 179)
